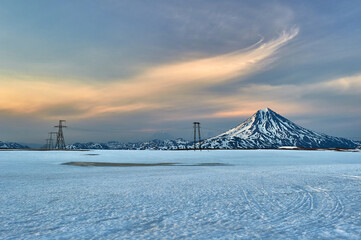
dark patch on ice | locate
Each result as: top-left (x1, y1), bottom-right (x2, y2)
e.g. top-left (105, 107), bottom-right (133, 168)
top-left (178, 163), bottom-right (229, 166)
top-left (62, 162), bottom-right (175, 167)
top-left (85, 154), bottom-right (99, 156)
top-left (62, 162), bottom-right (230, 167)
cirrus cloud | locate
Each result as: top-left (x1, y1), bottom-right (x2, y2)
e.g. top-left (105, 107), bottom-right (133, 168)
top-left (0, 28), bottom-right (299, 119)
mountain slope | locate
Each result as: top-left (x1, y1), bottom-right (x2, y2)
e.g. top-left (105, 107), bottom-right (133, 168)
top-left (202, 108), bottom-right (359, 149)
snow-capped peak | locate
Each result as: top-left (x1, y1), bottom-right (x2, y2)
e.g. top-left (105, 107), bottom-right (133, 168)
top-left (259, 107), bottom-right (272, 112)
top-left (217, 107), bottom-right (294, 139)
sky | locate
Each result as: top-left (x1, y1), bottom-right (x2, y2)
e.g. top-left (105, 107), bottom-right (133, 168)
top-left (0, 0), bottom-right (361, 146)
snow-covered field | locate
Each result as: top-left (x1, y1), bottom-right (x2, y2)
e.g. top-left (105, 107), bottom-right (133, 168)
top-left (1, 150), bottom-right (361, 239)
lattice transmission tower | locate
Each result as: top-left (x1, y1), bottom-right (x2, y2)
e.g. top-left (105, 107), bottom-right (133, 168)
top-left (55, 120), bottom-right (67, 149)
top-left (193, 122), bottom-right (202, 150)
top-left (48, 132), bottom-right (58, 150)
top-left (45, 138), bottom-right (51, 150)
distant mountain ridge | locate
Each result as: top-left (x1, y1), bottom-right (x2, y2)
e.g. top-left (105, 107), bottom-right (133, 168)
top-left (66, 108), bottom-right (360, 150)
top-left (201, 108), bottom-right (359, 149)
top-left (0, 141), bottom-right (29, 149)
top-left (66, 138), bottom-right (190, 150)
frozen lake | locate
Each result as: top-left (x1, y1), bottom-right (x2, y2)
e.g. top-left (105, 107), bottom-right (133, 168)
top-left (1, 149), bottom-right (361, 239)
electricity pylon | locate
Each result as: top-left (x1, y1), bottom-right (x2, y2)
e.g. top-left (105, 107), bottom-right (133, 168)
top-left (45, 139), bottom-right (51, 149)
top-left (55, 120), bottom-right (67, 149)
top-left (193, 122), bottom-right (201, 150)
top-left (48, 132), bottom-right (58, 150)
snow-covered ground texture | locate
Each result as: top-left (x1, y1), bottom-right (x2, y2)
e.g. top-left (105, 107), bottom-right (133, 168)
top-left (1, 150), bottom-right (361, 239)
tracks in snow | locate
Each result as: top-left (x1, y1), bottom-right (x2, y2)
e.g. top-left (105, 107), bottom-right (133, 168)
top-left (239, 180), bottom-right (345, 237)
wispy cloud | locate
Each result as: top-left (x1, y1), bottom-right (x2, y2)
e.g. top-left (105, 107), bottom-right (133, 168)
top-left (322, 75), bottom-right (361, 94)
top-left (0, 29), bottom-right (298, 119)
top-left (203, 73), bottom-right (361, 119)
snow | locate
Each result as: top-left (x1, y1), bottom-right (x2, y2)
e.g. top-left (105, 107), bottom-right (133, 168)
top-left (278, 146), bottom-right (299, 149)
top-left (1, 149), bottom-right (361, 239)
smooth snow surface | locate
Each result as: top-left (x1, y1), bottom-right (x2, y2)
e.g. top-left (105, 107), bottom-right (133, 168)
top-left (1, 150), bottom-right (361, 239)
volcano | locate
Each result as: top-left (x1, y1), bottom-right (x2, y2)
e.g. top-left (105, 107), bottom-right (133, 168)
top-left (202, 108), bottom-right (359, 149)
